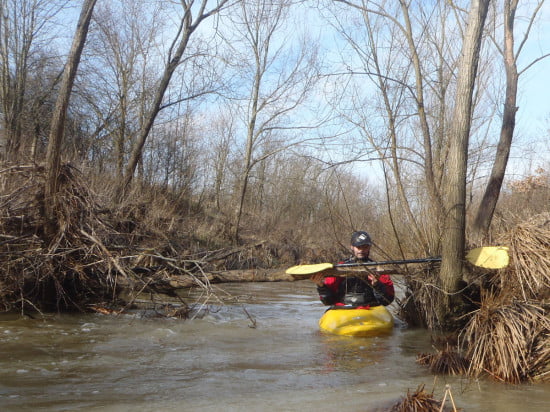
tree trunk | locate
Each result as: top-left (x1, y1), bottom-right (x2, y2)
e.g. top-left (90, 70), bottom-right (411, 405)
top-left (43, 0), bottom-right (97, 239)
top-left (232, 68), bottom-right (259, 244)
top-left (439, 0), bottom-right (491, 328)
top-left (472, 0), bottom-right (518, 240)
top-left (118, 23), bottom-right (192, 200)
top-left (115, 1), bottom-right (229, 201)
top-left (0, 0), bottom-right (36, 161)
top-left (399, 1), bottom-right (446, 237)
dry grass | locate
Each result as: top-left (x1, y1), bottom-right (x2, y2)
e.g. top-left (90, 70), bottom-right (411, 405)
top-left (458, 213), bottom-right (550, 383)
top-left (399, 267), bottom-right (443, 329)
top-left (389, 384), bottom-right (460, 412)
top-left (459, 292), bottom-right (550, 383)
top-left (500, 213), bottom-right (550, 300)
top-left (416, 347), bottom-right (469, 376)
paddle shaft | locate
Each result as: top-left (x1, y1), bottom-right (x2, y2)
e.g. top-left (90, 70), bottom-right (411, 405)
top-left (335, 256), bottom-right (441, 268)
top-left (316, 257), bottom-right (440, 278)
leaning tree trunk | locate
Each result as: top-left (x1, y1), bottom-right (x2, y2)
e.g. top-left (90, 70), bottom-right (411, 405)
top-left (115, 0), bottom-right (230, 201)
top-left (438, 0), bottom-right (491, 329)
top-left (472, 0), bottom-right (519, 240)
top-left (43, 0), bottom-right (97, 241)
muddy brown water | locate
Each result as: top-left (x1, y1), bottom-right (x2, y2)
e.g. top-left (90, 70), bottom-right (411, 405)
top-left (1, 281), bottom-right (548, 411)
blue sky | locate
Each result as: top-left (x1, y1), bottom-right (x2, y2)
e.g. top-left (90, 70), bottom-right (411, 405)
top-left (510, 7), bottom-right (550, 174)
top-left (516, 2), bottom-right (550, 132)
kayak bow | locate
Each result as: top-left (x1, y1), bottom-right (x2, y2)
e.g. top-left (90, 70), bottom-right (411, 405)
top-left (318, 305), bottom-right (394, 337)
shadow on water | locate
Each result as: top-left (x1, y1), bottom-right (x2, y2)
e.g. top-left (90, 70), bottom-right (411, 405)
top-left (1, 281), bottom-right (549, 412)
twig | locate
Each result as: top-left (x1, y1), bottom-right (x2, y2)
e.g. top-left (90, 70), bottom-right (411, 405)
top-left (115, 277), bottom-right (154, 316)
top-left (242, 305), bottom-right (257, 328)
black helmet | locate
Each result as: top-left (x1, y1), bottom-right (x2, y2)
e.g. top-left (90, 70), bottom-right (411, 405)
top-left (351, 231), bottom-right (372, 247)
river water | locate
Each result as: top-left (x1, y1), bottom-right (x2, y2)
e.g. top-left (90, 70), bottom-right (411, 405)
top-left (1, 281), bottom-right (548, 411)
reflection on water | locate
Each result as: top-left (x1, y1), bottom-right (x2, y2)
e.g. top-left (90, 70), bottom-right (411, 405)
top-left (0, 281), bottom-right (548, 412)
top-left (318, 334), bottom-right (393, 375)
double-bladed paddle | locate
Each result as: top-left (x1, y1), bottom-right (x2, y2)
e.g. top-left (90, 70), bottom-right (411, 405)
top-left (285, 246), bottom-right (509, 279)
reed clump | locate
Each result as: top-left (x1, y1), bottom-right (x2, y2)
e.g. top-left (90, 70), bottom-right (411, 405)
top-left (460, 294), bottom-right (549, 383)
top-left (503, 213), bottom-right (550, 301)
top-left (389, 384), bottom-right (459, 412)
top-left (415, 214), bottom-right (550, 383)
top-left (416, 346), bottom-right (469, 376)
top-left (459, 214), bottom-right (550, 383)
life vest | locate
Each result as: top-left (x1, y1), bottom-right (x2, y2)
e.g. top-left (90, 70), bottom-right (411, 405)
top-left (318, 257), bottom-right (395, 307)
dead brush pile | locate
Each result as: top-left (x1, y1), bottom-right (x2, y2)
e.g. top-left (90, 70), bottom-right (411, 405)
top-left (0, 162), bottom-right (307, 316)
top-left (0, 163), bottom-right (211, 315)
top-left (0, 163), bottom-right (130, 313)
top-left (400, 266), bottom-right (445, 330)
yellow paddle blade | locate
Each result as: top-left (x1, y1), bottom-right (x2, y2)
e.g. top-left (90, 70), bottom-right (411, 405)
top-left (465, 246), bottom-right (509, 269)
top-left (285, 263), bottom-right (334, 275)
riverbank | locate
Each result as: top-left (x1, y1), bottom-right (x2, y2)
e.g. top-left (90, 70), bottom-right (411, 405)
top-left (0, 163), bottom-right (311, 315)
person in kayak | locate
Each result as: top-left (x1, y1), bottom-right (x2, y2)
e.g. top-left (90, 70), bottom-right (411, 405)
top-left (311, 231), bottom-right (395, 307)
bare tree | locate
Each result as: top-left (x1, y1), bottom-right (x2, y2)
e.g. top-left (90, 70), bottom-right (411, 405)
top-left (85, 0), bottom-right (164, 179)
top-left (202, 107), bottom-right (236, 211)
top-left (325, 0), bottom-right (474, 256)
top-left (0, 0), bottom-right (68, 160)
top-left (221, 0), bottom-right (320, 242)
top-left (141, 109), bottom-right (201, 196)
top-left (322, 0), bottom-right (498, 327)
top-left (473, 0), bottom-right (549, 239)
top-left (44, 0), bottom-right (97, 237)
top-left (115, 0), bottom-right (230, 200)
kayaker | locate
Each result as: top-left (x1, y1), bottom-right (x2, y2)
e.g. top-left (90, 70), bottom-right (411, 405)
top-left (311, 231), bottom-right (395, 307)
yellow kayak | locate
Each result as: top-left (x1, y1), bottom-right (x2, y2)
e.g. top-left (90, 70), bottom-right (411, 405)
top-left (318, 306), bottom-right (394, 337)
